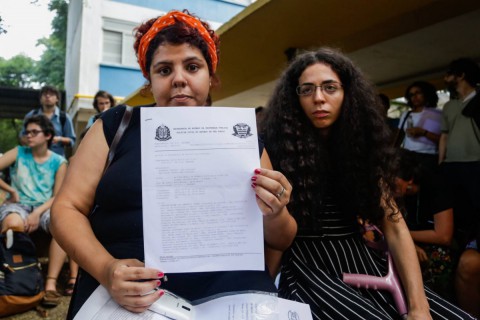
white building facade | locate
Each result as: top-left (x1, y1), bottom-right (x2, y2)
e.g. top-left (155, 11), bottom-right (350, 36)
top-left (65, 0), bottom-right (254, 135)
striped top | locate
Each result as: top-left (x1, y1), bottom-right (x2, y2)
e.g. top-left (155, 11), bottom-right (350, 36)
top-left (279, 190), bottom-right (474, 320)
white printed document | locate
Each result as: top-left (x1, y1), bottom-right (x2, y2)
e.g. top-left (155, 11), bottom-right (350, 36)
top-left (74, 285), bottom-right (313, 320)
top-left (141, 107), bottom-right (264, 273)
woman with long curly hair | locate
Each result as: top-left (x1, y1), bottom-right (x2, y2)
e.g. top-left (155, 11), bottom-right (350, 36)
top-left (51, 10), bottom-right (296, 318)
top-left (263, 48), bottom-right (473, 319)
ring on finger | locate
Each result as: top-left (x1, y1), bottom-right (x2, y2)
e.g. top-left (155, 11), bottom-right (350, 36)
top-left (276, 186), bottom-right (286, 198)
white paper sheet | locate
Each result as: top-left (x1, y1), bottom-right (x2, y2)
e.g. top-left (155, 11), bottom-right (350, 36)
top-left (195, 293), bottom-right (313, 320)
top-left (141, 107), bottom-right (264, 273)
top-left (74, 286), bottom-right (313, 320)
top-left (74, 286), bottom-right (170, 320)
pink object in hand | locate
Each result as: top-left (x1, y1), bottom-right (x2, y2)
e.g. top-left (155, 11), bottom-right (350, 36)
top-left (342, 252), bottom-right (408, 318)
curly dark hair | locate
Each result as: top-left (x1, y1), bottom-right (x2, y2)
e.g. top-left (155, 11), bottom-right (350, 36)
top-left (24, 115), bottom-right (55, 148)
top-left (263, 48), bottom-right (398, 228)
top-left (133, 9), bottom-right (220, 82)
top-left (404, 81), bottom-right (439, 108)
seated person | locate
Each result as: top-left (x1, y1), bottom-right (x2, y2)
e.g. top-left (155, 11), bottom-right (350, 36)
top-left (395, 150), bottom-right (455, 299)
top-left (0, 115), bottom-right (75, 307)
top-left (0, 178), bottom-right (19, 204)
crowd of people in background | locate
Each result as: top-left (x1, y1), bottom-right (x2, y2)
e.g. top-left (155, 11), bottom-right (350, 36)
top-left (0, 9), bottom-right (479, 319)
top-left (252, 56), bottom-right (480, 319)
top-left (0, 86), bottom-right (116, 309)
top-left (384, 57), bottom-right (480, 318)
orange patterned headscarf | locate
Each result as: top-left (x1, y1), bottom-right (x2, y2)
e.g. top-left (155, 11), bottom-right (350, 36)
top-left (137, 10), bottom-right (218, 78)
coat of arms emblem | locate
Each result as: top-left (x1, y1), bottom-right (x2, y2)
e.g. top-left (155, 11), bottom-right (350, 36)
top-left (232, 123), bottom-right (252, 138)
top-left (155, 125), bottom-right (172, 141)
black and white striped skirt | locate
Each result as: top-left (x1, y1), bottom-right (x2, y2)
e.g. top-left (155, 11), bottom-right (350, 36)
top-left (278, 235), bottom-right (475, 320)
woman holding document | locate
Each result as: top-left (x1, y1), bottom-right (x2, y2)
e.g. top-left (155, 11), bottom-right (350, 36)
top-left (50, 10), bottom-right (296, 318)
top-left (262, 48), bottom-right (473, 319)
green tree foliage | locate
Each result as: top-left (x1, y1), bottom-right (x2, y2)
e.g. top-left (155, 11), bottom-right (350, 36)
top-left (0, 0), bottom-right (68, 89)
top-left (0, 54), bottom-right (34, 153)
top-left (0, 55), bottom-right (36, 88)
top-left (35, 36), bottom-right (66, 89)
top-left (50, 0), bottom-right (68, 41)
top-left (0, 119), bottom-right (22, 153)
top-left (0, 1), bottom-right (68, 154)
top-left (35, 0), bottom-right (68, 89)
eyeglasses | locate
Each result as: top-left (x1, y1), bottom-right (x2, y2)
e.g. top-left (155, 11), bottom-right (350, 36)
top-left (296, 82), bottom-right (343, 96)
top-left (23, 129), bottom-right (44, 137)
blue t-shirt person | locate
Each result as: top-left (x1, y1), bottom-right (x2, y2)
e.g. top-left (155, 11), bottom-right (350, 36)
top-left (10, 146), bottom-right (67, 206)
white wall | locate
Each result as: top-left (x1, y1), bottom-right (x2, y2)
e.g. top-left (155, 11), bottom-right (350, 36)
top-left (65, 0), bottom-right (224, 116)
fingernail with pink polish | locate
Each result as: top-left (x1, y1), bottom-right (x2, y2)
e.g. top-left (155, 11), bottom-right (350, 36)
top-left (156, 280), bottom-right (161, 287)
top-left (251, 176), bottom-right (257, 181)
top-left (251, 183), bottom-right (257, 188)
top-left (159, 290), bottom-right (165, 297)
top-left (158, 272), bottom-right (164, 278)
top-left (254, 168), bottom-right (261, 174)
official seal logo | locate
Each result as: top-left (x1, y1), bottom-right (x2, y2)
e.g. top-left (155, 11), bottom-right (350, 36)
top-left (232, 123), bottom-right (252, 138)
top-left (155, 124), bottom-right (172, 141)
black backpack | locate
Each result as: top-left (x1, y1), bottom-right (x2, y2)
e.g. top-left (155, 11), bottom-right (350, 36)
top-left (0, 231), bottom-right (44, 317)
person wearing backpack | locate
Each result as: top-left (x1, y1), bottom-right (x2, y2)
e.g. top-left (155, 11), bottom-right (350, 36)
top-left (20, 85), bottom-right (76, 157)
top-left (0, 115), bottom-right (73, 311)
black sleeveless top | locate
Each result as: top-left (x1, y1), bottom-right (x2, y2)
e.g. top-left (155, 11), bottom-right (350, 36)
top-left (68, 105), bottom-right (275, 318)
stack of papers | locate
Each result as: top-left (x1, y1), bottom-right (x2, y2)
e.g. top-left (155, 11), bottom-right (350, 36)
top-left (75, 286), bottom-right (312, 320)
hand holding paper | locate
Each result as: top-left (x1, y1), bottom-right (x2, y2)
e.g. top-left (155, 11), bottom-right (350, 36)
top-left (75, 285), bottom-right (313, 320)
top-left (102, 259), bottom-right (164, 314)
top-left (141, 107), bottom-right (264, 273)
top-left (251, 167), bottom-right (291, 217)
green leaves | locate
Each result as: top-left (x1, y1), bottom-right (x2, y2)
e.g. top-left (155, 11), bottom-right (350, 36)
top-left (0, 55), bottom-right (36, 88)
top-left (0, 0), bottom-right (68, 152)
top-left (35, 0), bottom-right (68, 89)
top-left (0, 0), bottom-right (68, 89)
